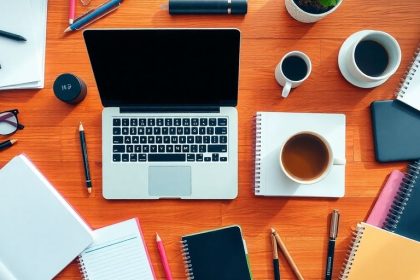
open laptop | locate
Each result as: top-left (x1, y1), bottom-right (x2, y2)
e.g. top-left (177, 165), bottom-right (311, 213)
top-left (83, 29), bottom-right (240, 199)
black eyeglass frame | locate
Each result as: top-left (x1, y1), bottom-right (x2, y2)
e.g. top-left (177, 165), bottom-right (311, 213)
top-left (0, 109), bottom-right (25, 136)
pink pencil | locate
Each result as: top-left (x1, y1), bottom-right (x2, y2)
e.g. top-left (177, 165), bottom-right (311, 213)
top-left (69, 0), bottom-right (76, 24)
top-left (156, 233), bottom-right (173, 280)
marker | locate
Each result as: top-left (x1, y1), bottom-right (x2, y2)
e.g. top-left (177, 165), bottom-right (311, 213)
top-left (325, 210), bottom-right (340, 280)
top-left (0, 30), bottom-right (26, 42)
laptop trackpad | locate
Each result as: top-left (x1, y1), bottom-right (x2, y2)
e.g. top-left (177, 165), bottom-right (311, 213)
top-left (148, 166), bottom-right (192, 197)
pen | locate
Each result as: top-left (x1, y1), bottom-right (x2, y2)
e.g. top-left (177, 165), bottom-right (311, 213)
top-left (69, 0), bottom-right (76, 24)
top-left (0, 30), bottom-right (26, 42)
top-left (156, 233), bottom-right (173, 280)
top-left (0, 139), bottom-right (17, 151)
top-left (64, 0), bottom-right (123, 32)
top-left (271, 228), bottom-right (304, 280)
top-left (272, 232), bottom-right (280, 280)
top-left (79, 122), bottom-right (92, 193)
top-left (325, 209), bottom-right (340, 280)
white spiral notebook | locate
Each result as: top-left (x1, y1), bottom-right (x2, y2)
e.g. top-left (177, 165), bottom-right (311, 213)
top-left (396, 44), bottom-right (420, 112)
top-left (254, 112), bottom-right (346, 197)
top-left (78, 218), bottom-right (156, 280)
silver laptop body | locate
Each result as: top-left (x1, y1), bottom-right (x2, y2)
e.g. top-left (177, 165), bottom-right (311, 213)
top-left (83, 29), bottom-right (240, 199)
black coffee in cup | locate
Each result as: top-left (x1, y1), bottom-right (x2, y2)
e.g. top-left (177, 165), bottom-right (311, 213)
top-left (281, 55), bottom-right (308, 81)
top-left (355, 40), bottom-right (389, 77)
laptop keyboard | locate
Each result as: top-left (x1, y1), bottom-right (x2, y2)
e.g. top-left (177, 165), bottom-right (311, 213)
top-left (112, 117), bottom-right (228, 162)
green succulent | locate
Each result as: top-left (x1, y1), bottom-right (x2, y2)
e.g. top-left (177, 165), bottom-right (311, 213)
top-left (319, 0), bottom-right (338, 7)
top-left (299, 0), bottom-right (339, 8)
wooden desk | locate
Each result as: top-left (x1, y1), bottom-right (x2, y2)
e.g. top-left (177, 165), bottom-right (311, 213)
top-left (1, 0), bottom-right (420, 279)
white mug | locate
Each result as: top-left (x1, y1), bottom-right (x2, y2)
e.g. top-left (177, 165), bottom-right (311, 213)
top-left (279, 131), bottom-right (346, 185)
top-left (274, 51), bottom-right (312, 98)
top-left (344, 30), bottom-right (401, 86)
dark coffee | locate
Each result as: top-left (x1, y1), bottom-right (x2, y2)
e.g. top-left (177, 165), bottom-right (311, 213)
top-left (281, 55), bottom-right (308, 81)
top-left (281, 133), bottom-right (329, 181)
top-left (355, 40), bottom-right (389, 77)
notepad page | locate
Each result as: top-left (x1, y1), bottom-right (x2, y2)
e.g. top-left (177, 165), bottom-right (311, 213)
top-left (397, 50), bottom-right (420, 111)
top-left (79, 218), bottom-right (155, 280)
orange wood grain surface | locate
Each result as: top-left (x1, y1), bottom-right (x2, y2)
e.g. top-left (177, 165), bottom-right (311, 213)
top-left (1, 0), bottom-right (420, 279)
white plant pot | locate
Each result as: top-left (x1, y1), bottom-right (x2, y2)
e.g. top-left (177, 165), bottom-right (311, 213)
top-left (285, 0), bottom-right (343, 23)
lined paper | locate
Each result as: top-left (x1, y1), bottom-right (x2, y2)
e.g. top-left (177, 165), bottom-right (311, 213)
top-left (79, 218), bottom-right (155, 280)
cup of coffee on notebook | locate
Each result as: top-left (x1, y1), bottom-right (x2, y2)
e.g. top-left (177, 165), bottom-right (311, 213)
top-left (279, 131), bottom-right (346, 184)
top-left (275, 51), bottom-right (312, 98)
top-left (340, 30), bottom-right (401, 87)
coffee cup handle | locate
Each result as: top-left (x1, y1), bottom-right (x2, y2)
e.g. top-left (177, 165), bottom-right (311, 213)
top-left (281, 81), bottom-right (292, 98)
top-left (333, 158), bottom-right (346, 165)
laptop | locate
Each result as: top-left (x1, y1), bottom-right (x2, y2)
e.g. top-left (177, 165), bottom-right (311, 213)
top-left (83, 29), bottom-right (240, 199)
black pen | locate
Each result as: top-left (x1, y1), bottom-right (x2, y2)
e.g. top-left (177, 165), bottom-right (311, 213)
top-left (0, 139), bottom-right (17, 151)
top-left (272, 233), bottom-right (280, 280)
top-left (325, 209), bottom-right (340, 280)
top-left (79, 122), bottom-right (92, 193)
top-left (0, 30), bottom-right (27, 42)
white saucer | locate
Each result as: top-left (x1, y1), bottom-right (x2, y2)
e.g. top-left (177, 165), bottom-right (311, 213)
top-left (338, 30), bottom-right (387, 88)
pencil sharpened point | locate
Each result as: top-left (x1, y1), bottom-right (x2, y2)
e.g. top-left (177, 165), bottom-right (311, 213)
top-left (271, 228), bottom-right (276, 233)
top-left (64, 27), bottom-right (71, 33)
top-left (87, 187), bottom-right (92, 194)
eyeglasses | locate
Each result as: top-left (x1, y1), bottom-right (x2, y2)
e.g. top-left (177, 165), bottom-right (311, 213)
top-left (0, 109), bottom-right (24, 135)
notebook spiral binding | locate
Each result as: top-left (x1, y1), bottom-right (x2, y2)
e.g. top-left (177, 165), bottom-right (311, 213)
top-left (338, 223), bottom-right (366, 280)
top-left (77, 256), bottom-right (89, 280)
top-left (181, 239), bottom-right (195, 280)
top-left (254, 113), bottom-right (262, 194)
top-left (395, 45), bottom-right (420, 99)
top-left (383, 160), bottom-right (420, 231)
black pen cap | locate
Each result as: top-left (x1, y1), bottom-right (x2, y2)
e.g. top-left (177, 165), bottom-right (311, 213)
top-left (231, 0), bottom-right (247, 14)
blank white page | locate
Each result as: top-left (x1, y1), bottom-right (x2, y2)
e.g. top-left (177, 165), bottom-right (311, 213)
top-left (79, 218), bottom-right (155, 280)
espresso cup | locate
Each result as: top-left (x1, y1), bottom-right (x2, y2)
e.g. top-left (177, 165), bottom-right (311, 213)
top-left (344, 30), bottom-right (401, 86)
top-left (279, 131), bottom-right (346, 184)
top-left (274, 51), bottom-right (312, 98)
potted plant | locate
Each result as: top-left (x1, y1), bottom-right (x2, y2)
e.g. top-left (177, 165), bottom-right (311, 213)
top-left (285, 0), bottom-right (343, 23)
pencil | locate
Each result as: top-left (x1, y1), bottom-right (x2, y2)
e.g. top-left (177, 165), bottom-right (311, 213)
top-left (272, 232), bottom-right (280, 280)
top-left (79, 122), bottom-right (92, 193)
top-left (0, 139), bottom-right (17, 151)
top-left (156, 233), bottom-right (173, 280)
top-left (271, 228), bottom-right (304, 280)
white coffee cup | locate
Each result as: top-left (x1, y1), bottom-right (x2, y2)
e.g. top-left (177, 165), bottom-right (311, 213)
top-left (344, 30), bottom-right (401, 86)
top-left (279, 131), bottom-right (346, 185)
top-left (274, 51), bottom-right (312, 98)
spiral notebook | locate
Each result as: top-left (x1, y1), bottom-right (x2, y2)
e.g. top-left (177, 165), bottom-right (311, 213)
top-left (382, 160), bottom-right (420, 241)
top-left (254, 112), bottom-right (346, 197)
top-left (396, 44), bottom-right (420, 112)
top-left (78, 218), bottom-right (155, 280)
top-left (181, 225), bottom-right (251, 280)
top-left (339, 222), bottom-right (420, 280)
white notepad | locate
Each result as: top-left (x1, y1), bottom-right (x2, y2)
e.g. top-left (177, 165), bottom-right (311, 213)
top-left (78, 218), bottom-right (156, 280)
top-left (396, 45), bottom-right (420, 112)
top-left (0, 154), bottom-right (94, 280)
top-left (254, 112), bottom-right (346, 197)
top-left (0, 0), bottom-right (48, 89)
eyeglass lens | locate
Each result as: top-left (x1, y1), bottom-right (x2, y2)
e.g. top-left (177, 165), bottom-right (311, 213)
top-left (0, 112), bottom-right (18, 135)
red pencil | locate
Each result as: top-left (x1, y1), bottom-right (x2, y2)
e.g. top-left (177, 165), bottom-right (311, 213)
top-left (156, 233), bottom-right (173, 280)
top-left (69, 0), bottom-right (76, 24)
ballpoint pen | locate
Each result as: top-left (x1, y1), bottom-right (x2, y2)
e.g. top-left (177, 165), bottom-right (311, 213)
top-left (325, 209), bottom-right (340, 280)
top-left (64, 0), bottom-right (123, 32)
top-left (272, 232), bottom-right (280, 280)
top-left (0, 30), bottom-right (26, 42)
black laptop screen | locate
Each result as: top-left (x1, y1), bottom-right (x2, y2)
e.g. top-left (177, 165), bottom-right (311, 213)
top-left (83, 29), bottom-right (240, 108)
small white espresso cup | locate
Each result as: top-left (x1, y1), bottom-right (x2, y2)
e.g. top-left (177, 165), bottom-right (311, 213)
top-left (279, 131), bottom-right (346, 185)
top-left (274, 51), bottom-right (312, 98)
top-left (344, 30), bottom-right (401, 85)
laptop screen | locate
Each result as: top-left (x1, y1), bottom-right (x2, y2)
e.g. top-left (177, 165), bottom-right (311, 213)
top-left (83, 29), bottom-right (240, 108)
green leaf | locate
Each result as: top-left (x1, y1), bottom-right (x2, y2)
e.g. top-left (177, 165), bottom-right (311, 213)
top-left (319, 0), bottom-right (338, 7)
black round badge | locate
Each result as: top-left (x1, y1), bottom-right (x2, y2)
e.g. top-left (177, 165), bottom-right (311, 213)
top-left (53, 73), bottom-right (87, 104)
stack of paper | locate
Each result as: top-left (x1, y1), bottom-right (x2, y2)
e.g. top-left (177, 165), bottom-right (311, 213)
top-left (0, 0), bottom-right (48, 90)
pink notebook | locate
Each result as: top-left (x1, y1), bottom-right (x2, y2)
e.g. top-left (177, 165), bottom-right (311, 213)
top-left (366, 170), bottom-right (404, 227)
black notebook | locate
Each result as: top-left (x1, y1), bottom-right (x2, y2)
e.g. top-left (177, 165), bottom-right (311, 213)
top-left (383, 160), bottom-right (420, 241)
top-left (181, 225), bottom-right (251, 280)
top-left (370, 100), bottom-right (420, 162)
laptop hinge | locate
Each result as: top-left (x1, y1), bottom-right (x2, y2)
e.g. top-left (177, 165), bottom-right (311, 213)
top-left (120, 106), bottom-right (220, 113)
